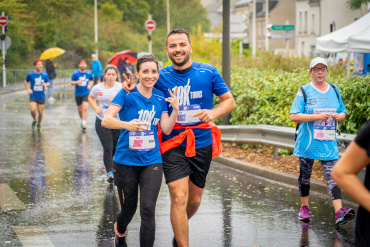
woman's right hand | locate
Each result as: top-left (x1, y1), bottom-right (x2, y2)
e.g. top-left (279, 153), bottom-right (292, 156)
top-left (95, 107), bottom-right (102, 114)
top-left (125, 119), bottom-right (148, 132)
top-left (122, 70), bottom-right (135, 92)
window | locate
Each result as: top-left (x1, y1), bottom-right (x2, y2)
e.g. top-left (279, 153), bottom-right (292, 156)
top-left (311, 14), bottom-right (315, 34)
top-left (299, 12), bottom-right (302, 34)
top-left (304, 11), bottom-right (308, 34)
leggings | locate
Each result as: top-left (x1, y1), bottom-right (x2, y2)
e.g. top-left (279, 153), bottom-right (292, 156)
top-left (95, 118), bottom-right (120, 173)
top-left (298, 157), bottom-right (341, 200)
top-left (113, 161), bottom-right (163, 247)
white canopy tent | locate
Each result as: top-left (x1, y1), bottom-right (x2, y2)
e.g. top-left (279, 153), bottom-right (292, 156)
top-left (316, 12), bottom-right (370, 53)
top-left (348, 25), bottom-right (370, 52)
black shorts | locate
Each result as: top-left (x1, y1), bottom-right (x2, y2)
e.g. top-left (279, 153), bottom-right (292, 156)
top-left (162, 140), bottom-right (212, 188)
top-left (75, 94), bottom-right (89, 106)
top-left (29, 98), bottom-right (45, 105)
top-left (93, 77), bottom-right (99, 85)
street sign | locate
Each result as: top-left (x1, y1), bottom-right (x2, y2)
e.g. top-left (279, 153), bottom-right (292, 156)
top-left (0, 16), bottom-right (8, 27)
top-left (271, 25), bottom-right (294, 31)
top-left (0, 35), bottom-right (11, 50)
top-left (145, 20), bottom-right (156, 31)
top-left (269, 33), bottom-right (295, 39)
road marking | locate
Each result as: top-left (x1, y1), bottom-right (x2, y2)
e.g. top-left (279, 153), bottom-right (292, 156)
top-left (0, 183), bottom-right (26, 211)
top-left (12, 226), bottom-right (55, 247)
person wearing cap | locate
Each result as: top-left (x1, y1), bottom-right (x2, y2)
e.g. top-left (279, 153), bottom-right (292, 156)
top-left (24, 60), bottom-right (50, 131)
top-left (91, 54), bottom-right (103, 85)
top-left (71, 60), bottom-right (94, 130)
top-left (290, 57), bottom-right (355, 225)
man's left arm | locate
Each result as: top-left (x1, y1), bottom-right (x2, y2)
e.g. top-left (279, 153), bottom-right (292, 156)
top-left (193, 92), bottom-right (235, 123)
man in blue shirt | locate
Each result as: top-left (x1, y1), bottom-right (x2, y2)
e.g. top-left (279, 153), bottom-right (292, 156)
top-left (290, 57), bottom-right (354, 225)
top-left (91, 54), bottom-right (103, 85)
top-left (123, 28), bottom-right (235, 247)
top-left (24, 60), bottom-right (50, 131)
top-left (71, 60), bottom-right (93, 130)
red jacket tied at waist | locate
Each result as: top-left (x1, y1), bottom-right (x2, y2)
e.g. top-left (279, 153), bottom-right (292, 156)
top-left (158, 122), bottom-right (222, 158)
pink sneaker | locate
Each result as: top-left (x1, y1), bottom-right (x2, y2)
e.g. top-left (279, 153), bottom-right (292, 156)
top-left (299, 206), bottom-right (311, 221)
top-left (335, 207), bottom-right (355, 225)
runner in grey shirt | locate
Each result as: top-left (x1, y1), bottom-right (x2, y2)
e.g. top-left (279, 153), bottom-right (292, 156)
top-left (88, 64), bottom-right (122, 183)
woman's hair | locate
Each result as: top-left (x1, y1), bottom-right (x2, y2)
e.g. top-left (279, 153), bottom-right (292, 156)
top-left (103, 64), bottom-right (121, 82)
top-left (136, 54), bottom-right (159, 72)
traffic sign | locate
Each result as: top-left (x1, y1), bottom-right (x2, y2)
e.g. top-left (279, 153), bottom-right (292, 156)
top-left (270, 25), bottom-right (294, 31)
top-left (145, 20), bottom-right (156, 31)
top-left (269, 33), bottom-right (295, 39)
top-left (0, 16), bottom-right (8, 27)
top-left (0, 35), bottom-right (11, 50)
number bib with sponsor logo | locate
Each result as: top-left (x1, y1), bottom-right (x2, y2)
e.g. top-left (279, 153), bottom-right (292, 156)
top-left (313, 108), bottom-right (336, 141)
top-left (176, 104), bottom-right (202, 125)
top-left (129, 130), bottom-right (155, 151)
top-left (34, 84), bottom-right (43, 91)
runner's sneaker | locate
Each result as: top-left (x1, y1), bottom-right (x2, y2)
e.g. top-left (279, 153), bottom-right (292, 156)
top-left (81, 123), bottom-right (86, 130)
top-left (172, 237), bottom-right (178, 247)
top-left (335, 207), bottom-right (355, 225)
top-left (47, 97), bottom-right (55, 103)
top-left (37, 124), bottom-right (42, 132)
top-left (107, 171), bottom-right (114, 184)
top-left (114, 223), bottom-right (127, 247)
top-left (31, 120), bottom-right (37, 129)
top-left (299, 206), bottom-right (310, 222)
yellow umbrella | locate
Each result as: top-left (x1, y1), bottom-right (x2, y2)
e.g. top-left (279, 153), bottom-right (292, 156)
top-left (40, 47), bottom-right (65, 60)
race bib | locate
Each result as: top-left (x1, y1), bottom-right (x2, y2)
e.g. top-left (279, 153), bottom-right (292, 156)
top-left (34, 85), bottom-right (43, 91)
top-left (313, 108), bottom-right (336, 141)
top-left (102, 105), bottom-right (108, 116)
top-left (176, 104), bottom-right (202, 125)
top-left (129, 130), bottom-right (155, 151)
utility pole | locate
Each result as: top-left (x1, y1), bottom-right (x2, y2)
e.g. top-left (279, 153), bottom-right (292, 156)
top-left (167, 0), bottom-right (170, 34)
top-left (94, 0), bottom-right (98, 57)
top-left (252, 0), bottom-right (256, 56)
top-left (265, 0), bottom-right (269, 51)
top-left (222, 0), bottom-right (231, 125)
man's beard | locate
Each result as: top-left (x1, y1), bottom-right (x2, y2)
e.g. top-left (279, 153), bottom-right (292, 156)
top-left (169, 52), bottom-right (190, 67)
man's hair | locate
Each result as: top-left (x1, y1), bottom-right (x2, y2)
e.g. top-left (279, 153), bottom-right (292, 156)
top-left (136, 54), bottom-right (159, 72)
top-left (104, 64), bottom-right (121, 83)
top-left (165, 28), bottom-right (191, 47)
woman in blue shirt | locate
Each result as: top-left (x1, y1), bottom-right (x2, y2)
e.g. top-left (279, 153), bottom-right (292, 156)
top-left (102, 55), bottom-right (178, 247)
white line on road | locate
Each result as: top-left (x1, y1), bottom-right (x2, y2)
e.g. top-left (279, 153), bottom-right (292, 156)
top-left (0, 183), bottom-right (26, 211)
top-left (12, 226), bottom-right (55, 247)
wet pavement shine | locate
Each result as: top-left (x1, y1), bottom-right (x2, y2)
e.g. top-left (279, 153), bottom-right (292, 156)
top-left (0, 89), bottom-right (357, 247)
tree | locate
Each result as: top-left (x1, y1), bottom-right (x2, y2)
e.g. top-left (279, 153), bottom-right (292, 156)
top-left (346, 0), bottom-right (370, 10)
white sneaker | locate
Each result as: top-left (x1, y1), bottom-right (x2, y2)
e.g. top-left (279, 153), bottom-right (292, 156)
top-left (48, 97), bottom-right (55, 103)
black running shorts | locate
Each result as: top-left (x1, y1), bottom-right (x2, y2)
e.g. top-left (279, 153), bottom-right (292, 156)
top-left (75, 94), bottom-right (89, 106)
top-left (162, 140), bottom-right (212, 189)
top-left (29, 98), bottom-right (45, 105)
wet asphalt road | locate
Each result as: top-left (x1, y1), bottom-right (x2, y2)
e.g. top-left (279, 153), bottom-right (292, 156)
top-left (0, 88), bottom-right (357, 247)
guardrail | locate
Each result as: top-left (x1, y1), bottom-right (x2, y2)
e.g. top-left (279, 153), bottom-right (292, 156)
top-left (218, 125), bottom-right (356, 158)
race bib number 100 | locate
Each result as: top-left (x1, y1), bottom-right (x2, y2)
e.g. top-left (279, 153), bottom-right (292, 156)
top-left (313, 108), bottom-right (336, 141)
top-left (129, 130), bottom-right (155, 151)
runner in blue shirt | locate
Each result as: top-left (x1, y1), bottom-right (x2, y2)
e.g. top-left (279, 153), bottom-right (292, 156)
top-left (91, 54), bottom-right (103, 85)
top-left (88, 64), bottom-right (122, 184)
top-left (290, 57), bottom-right (355, 225)
top-left (71, 60), bottom-right (93, 130)
top-left (102, 55), bottom-right (179, 247)
top-left (123, 29), bottom-right (235, 247)
top-left (24, 60), bottom-right (50, 132)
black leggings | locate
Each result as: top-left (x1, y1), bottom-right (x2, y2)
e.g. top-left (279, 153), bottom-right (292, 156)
top-left (113, 161), bottom-right (163, 247)
top-left (95, 118), bottom-right (120, 172)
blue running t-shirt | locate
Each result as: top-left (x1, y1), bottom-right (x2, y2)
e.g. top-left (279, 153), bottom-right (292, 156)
top-left (290, 82), bottom-right (346, 161)
top-left (111, 87), bottom-right (168, 166)
top-left (155, 62), bottom-right (230, 149)
top-left (25, 71), bottom-right (50, 100)
top-left (71, 69), bottom-right (93, 96)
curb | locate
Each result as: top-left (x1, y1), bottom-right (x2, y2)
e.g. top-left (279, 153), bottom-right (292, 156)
top-left (213, 155), bottom-right (356, 204)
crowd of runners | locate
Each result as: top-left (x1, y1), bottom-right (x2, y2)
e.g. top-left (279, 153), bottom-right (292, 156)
top-left (23, 28), bottom-right (370, 247)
